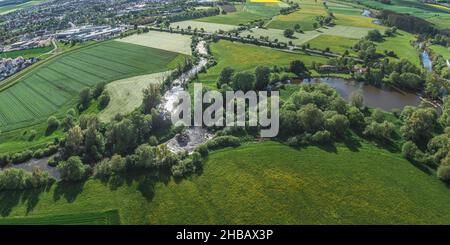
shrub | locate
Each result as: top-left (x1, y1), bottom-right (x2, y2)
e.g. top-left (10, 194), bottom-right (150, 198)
top-left (206, 136), bottom-right (241, 150)
top-left (32, 149), bottom-right (44, 159)
top-left (11, 150), bottom-right (33, 164)
top-left (0, 154), bottom-right (10, 167)
top-left (171, 158), bottom-right (195, 178)
top-left (47, 116), bottom-right (60, 130)
top-left (57, 156), bottom-right (90, 182)
top-left (312, 130), bottom-right (331, 144)
top-left (437, 165), bottom-right (450, 182)
top-left (195, 144), bottom-right (209, 157)
top-left (0, 168), bottom-right (29, 190)
top-left (402, 141), bottom-right (424, 162)
top-left (98, 91), bottom-right (110, 110)
top-left (47, 155), bottom-right (58, 167)
top-left (28, 130), bottom-right (37, 141)
top-left (148, 136), bottom-right (159, 146)
top-left (92, 82), bottom-right (106, 99)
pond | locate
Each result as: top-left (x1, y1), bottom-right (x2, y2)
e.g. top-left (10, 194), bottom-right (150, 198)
top-left (303, 77), bottom-right (421, 111)
top-left (2, 157), bottom-right (60, 180)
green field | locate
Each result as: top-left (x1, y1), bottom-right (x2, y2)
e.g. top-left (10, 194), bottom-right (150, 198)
top-left (197, 2), bottom-right (281, 25)
top-left (357, 0), bottom-right (450, 30)
top-left (1, 46), bottom-right (53, 59)
top-left (3, 141), bottom-right (450, 224)
top-left (197, 40), bottom-right (329, 88)
top-left (307, 35), bottom-right (359, 54)
top-left (267, 0), bottom-right (327, 31)
top-left (0, 0), bottom-right (45, 15)
top-left (99, 71), bottom-right (170, 122)
top-left (375, 30), bottom-right (420, 66)
top-left (240, 25), bottom-right (373, 47)
top-left (430, 44), bottom-right (450, 60)
top-left (0, 40), bottom-right (185, 132)
top-left (170, 20), bottom-right (238, 33)
top-left (0, 210), bottom-right (120, 224)
top-left (116, 31), bottom-right (192, 55)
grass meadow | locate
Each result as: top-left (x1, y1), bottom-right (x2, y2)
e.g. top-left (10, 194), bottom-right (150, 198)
top-left (170, 20), bottom-right (238, 33)
top-left (1, 46), bottom-right (53, 59)
top-left (116, 31), bottom-right (192, 55)
top-left (0, 40), bottom-right (185, 132)
top-left (3, 141), bottom-right (450, 224)
top-left (99, 71), bottom-right (171, 122)
top-left (196, 40), bottom-right (329, 89)
top-left (0, 210), bottom-right (120, 224)
top-left (375, 30), bottom-right (420, 66)
top-left (430, 44), bottom-right (450, 60)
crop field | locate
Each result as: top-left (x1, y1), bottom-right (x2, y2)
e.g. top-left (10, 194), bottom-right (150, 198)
top-left (430, 44), bottom-right (450, 60)
top-left (0, 0), bottom-right (44, 15)
top-left (196, 2), bottom-right (281, 25)
top-left (1, 46), bottom-right (53, 59)
top-left (116, 31), bottom-right (192, 55)
top-left (375, 30), bottom-right (420, 66)
top-left (267, 0), bottom-right (326, 31)
top-left (196, 40), bottom-right (328, 89)
top-left (325, 1), bottom-right (363, 16)
top-left (306, 35), bottom-right (359, 54)
top-left (170, 20), bottom-right (238, 33)
top-left (99, 71), bottom-right (170, 122)
top-left (357, 0), bottom-right (450, 30)
top-left (0, 41), bottom-right (185, 132)
top-left (0, 210), bottom-right (120, 224)
top-left (240, 25), bottom-right (373, 47)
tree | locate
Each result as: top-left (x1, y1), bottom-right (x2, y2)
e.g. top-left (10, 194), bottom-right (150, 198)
top-left (363, 121), bottom-right (395, 142)
top-left (400, 107), bottom-right (437, 144)
top-left (106, 118), bottom-right (137, 155)
top-left (254, 66), bottom-right (271, 90)
top-left (349, 91), bottom-right (364, 109)
top-left (437, 165), bottom-right (450, 181)
top-left (289, 60), bottom-right (308, 77)
top-left (134, 144), bottom-right (156, 169)
top-left (294, 24), bottom-right (302, 32)
top-left (84, 126), bottom-right (105, 163)
top-left (142, 83), bottom-right (161, 114)
top-left (65, 126), bottom-right (84, 157)
top-left (402, 141), bottom-right (424, 162)
top-left (47, 116), bottom-right (60, 130)
top-left (283, 28), bottom-right (294, 38)
top-left (297, 104), bottom-right (325, 133)
top-left (217, 67), bottom-right (235, 88)
top-left (232, 71), bottom-right (255, 92)
top-left (366, 29), bottom-right (383, 42)
top-left (98, 91), bottom-right (110, 110)
top-left (78, 88), bottom-right (91, 111)
top-left (57, 156), bottom-right (89, 182)
top-left (92, 82), bottom-right (106, 99)
top-left (325, 114), bottom-right (350, 137)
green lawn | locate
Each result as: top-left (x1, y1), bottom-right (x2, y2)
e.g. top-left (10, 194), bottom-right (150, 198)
top-left (0, 210), bottom-right (120, 224)
top-left (3, 141), bottom-right (450, 224)
top-left (197, 40), bottom-right (329, 89)
top-left (430, 44), bottom-right (450, 60)
top-left (375, 30), bottom-right (420, 66)
top-left (1, 46), bottom-right (53, 59)
top-left (0, 40), bottom-right (185, 132)
top-left (307, 35), bottom-right (359, 55)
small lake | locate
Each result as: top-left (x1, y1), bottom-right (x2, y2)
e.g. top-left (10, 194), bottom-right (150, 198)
top-left (303, 77), bottom-right (421, 111)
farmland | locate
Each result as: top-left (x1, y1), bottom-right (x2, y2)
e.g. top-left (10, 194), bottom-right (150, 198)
top-left (0, 40), bottom-right (185, 132)
top-left (170, 20), bottom-right (238, 33)
top-left (196, 2), bottom-right (282, 25)
top-left (267, 0), bottom-right (327, 31)
top-left (99, 71), bottom-right (170, 122)
top-left (240, 25), bottom-right (374, 47)
top-left (356, 0), bottom-right (450, 30)
top-left (196, 40), bottom-right (328, 89)
top-left (0, 0), bottom-right (45, 15)
top-left (3, 141), bottom-right (450, 224)
top-left (116, 31), bottom-right (192, 55)
top-left (1, 46), bottom-right (53, 59)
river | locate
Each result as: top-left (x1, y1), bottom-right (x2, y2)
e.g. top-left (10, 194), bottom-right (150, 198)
top-left (304, 77), bottom-right (421, 111)
top-left (421, 50), bottom-right (433, 71)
